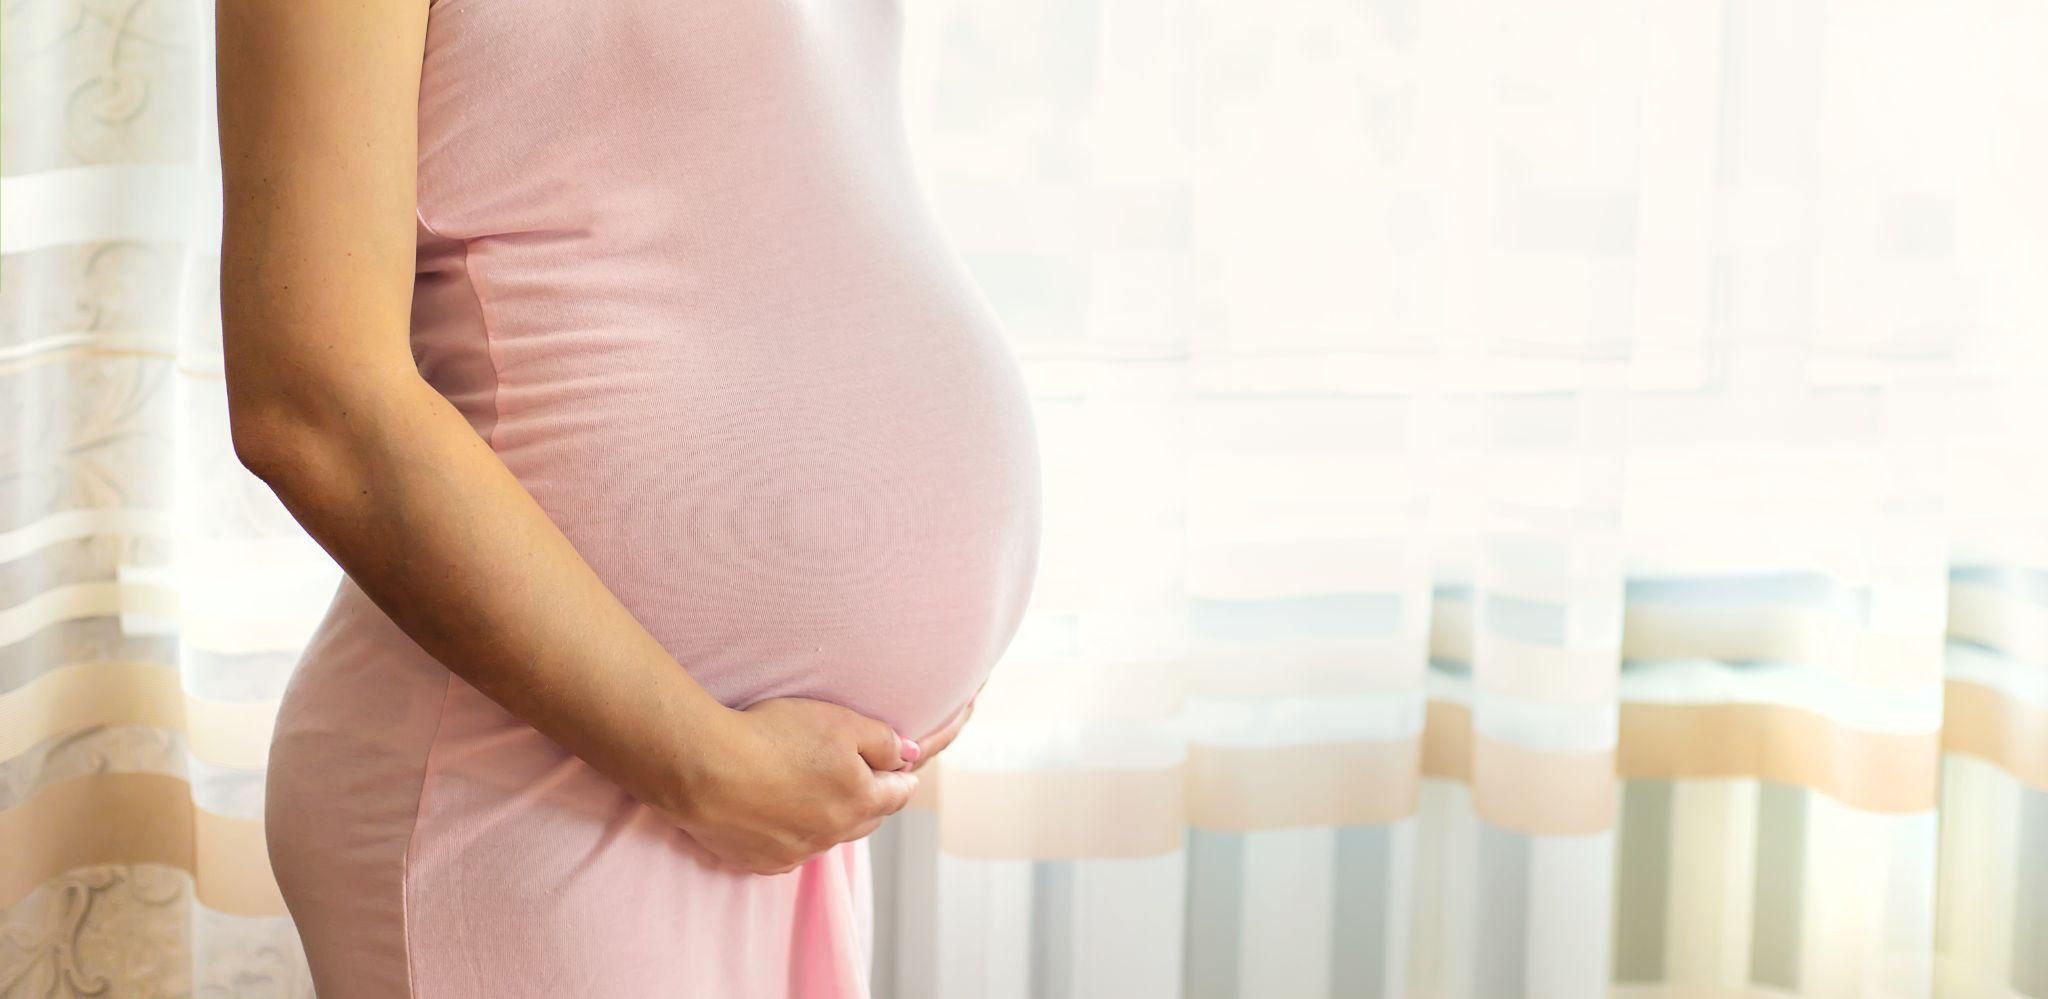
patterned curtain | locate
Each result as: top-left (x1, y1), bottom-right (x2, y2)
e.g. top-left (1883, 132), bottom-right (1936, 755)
top-left (6, 0), bottom-right (328, 994)
top-left (5, 1), bottom-right (2045, 997)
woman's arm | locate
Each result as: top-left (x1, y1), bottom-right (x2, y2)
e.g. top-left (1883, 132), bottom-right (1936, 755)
top-left (215, 0), bottom-right (915, 876)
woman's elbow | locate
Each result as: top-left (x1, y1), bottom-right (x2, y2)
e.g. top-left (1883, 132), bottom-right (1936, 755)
top-left (227, 398), bottom-right (304, 486)
top-left (223, 361), bottom-right (411, 492)
top-left (227, 379), bottom-right (353, 498)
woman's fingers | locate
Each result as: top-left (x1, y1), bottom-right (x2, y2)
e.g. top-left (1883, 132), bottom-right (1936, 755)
top-left (870, 769), bottom-right (918, 816)
top-left (850, 715), bottom-right (910, 772)
top-left (732, 771), bottom-right (915, 874)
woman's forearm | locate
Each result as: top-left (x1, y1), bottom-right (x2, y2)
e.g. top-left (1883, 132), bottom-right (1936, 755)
top-left (230, 362), bottom-right (732, 820)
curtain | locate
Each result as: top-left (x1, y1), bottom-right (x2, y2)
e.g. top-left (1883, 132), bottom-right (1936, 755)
top-left (4, 1), bottom-right (2045, 997)
top-left (4, 0), bottom-right (327, 993)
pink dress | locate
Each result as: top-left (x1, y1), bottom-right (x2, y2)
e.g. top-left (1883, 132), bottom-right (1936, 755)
top-left (260, 0), bottom-right (1041, 995)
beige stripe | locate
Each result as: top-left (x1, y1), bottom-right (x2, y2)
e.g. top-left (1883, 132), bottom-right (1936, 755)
top-left (1617, 702), bottom-right (1938, 813)
top-left (0, 771), bottom-right (287, 917)
top-left (1471, 633), bottom-right (1619, 704)
top-left (903, 766), bottom-right (941, 811)
top-left (1623, 604), bottom-right (1834, 665)
top-left (1942, 678), bottom-right (2048, 790)
top-left (0, 661), bottom-right (184, 760)
top-left (0, 660), bottom-right (277, 769)
top-left (1472, 736), bottom-right (1616, 836)
top-left (17, 684), bottom-right (1975, 875)
top-left (1423, 698), bottom-right (1937, 821)
top-left (1421, 699), bottom-right (1474, 781)
top-left (1427, 597), bottom-right (1473, 665)
top-left (1624, 609), bottom-right (1939, 690)
top-left (194, 805), bottom-right (287, 916)
top-left (937, 766), bottom-right (1183, 860)
top-left (0, 581), bottom-right (179, 647)
top-left (0, 773), bottom-right (192, 908)
top-left (1185, 739), bottom-right (1420, 831)
top-left (184, 694), bottom-right (282, 770)
top-left (941, 686), bottom-right (1988, 850)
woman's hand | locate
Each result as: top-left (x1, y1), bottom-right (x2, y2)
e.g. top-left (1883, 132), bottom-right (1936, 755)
top-left (666, 698), bottom-right (919, 876)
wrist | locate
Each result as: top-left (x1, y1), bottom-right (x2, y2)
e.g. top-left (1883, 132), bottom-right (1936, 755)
top-left (659, 697), bottom-right (743, 824)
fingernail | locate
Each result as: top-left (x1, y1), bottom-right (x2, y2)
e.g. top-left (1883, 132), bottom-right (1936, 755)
top-left (900, 736), bottom-right (921, 765)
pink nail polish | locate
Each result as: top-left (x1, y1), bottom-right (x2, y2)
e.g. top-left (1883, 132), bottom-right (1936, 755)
top-left (900, 737), bottom-right (921, 765)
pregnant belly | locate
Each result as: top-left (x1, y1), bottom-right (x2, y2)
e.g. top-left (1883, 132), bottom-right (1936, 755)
top-left (490, 328), bottom-right (1042, 741)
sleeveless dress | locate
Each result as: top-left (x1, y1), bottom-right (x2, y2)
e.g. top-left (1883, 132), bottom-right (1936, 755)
top-left (260, 1), bottom-right (1042, 995)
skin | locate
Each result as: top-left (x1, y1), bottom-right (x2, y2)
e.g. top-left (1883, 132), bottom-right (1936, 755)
top-left (215, 0), bottom-right (968, 877)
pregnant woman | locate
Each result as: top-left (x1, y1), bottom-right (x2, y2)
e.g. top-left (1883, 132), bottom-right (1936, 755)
top-left (214, 0), bottom-right (1040, 995)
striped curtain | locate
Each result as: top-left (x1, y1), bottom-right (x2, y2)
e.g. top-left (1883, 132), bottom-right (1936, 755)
top-left (5, 0), bottom-right (329, 994)
top-left (4, 1), bottom-right (2045, 998)
top-left (873, 1), bottom-right (2048, 998)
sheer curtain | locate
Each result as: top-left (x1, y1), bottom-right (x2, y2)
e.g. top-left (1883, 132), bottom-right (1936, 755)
top-left (4, 1), bottom-right (2045, 997)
